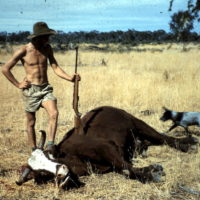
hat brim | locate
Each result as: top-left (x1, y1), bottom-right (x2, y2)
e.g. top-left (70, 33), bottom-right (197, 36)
top-left (27, 30), bottom-right (56, 39)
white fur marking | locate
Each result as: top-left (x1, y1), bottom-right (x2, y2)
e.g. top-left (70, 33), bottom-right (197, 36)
top-left (28, 149), bottom-right (58, 174)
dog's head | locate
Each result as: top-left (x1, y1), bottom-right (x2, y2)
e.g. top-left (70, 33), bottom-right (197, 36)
top-left (160, 107), bottom-right (172, 121)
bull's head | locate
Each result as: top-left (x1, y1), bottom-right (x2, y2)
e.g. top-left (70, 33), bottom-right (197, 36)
top-left (16, 130), bottom-right (82, 189)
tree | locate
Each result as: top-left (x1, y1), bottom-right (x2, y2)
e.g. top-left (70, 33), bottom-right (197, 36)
top-left (170, 11), bottom-right (194, 41)
top-left (169, 0), bottom-right (200, 16)
top-left (169, 0), bottom-right (200, 41)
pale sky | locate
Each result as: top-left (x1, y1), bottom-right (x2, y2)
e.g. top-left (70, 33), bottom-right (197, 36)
top-left (0, 0), bottom-right (198, 33)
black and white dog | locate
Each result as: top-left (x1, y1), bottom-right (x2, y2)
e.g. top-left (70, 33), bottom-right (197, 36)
top-left (160, 107), bottom-right (200, 136)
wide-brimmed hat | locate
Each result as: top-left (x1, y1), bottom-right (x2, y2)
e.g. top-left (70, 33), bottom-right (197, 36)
top-left (27, 22), bottom-right (56, 39)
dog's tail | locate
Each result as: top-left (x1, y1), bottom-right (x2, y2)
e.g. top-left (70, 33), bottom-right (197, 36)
top-left (162, 106), bottom-right (170, 111)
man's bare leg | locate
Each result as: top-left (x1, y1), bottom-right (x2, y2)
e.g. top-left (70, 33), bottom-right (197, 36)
top-left (26, 111), bottom-right (36, 150)
top-left (41, 100), bottom-right (59, 146)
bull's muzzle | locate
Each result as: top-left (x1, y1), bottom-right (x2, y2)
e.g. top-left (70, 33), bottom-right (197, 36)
top-left (55, 164), bottom-right (70, 188)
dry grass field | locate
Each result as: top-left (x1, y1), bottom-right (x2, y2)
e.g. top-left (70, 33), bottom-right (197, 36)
top-left (1, 43), bottom-right (200, 199)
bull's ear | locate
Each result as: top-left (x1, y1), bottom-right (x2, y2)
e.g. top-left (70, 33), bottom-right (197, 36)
top-left (45, 144), bottom-right (59, 158)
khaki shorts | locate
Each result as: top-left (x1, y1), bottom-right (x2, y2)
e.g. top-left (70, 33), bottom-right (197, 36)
top-left (22, 83), bottom-right (56, 112)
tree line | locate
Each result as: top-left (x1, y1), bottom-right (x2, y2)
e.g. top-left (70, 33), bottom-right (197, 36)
top-left (0, 29), bottom-right (199, 45)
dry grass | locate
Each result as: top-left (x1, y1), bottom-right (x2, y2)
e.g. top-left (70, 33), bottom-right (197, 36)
top-left (1, 43), bottom-right (200, 199)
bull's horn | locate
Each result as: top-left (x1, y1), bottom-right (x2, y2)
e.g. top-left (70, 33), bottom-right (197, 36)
top-left (38, 130), bottom-right (46, 150)
top-left (16, 167), bottom-right (31, 186)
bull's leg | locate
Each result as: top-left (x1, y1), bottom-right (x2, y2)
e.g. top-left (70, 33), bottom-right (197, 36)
top-left (127, 164), bottom-right (165, 183)
top-left (133, 117), bottom-right (199, 152)
top-left (103, 147), bottom-right (165, 183)
top-left (112, 158), bottom-right (165, 183)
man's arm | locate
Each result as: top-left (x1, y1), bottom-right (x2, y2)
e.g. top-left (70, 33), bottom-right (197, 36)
top-left (48, 46), bottom-right (77, 82)
top-left (2, 47), bottom-right (30, 89)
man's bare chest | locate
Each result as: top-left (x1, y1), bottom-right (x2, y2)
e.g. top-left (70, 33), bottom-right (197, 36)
top-left (23, 49), bottom-right (48, 66)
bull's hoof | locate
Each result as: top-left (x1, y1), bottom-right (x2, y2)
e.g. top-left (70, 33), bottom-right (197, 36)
top-left (149, 164), bottom-right (165, 182)
top-left (141, 164), bottom-right (165, 183)
top-left (178, 137), bottom-right (199, 153)
top-left (15, 180), bottom-right (23, 186)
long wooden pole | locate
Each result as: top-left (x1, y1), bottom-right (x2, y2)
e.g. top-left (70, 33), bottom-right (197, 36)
top-left (72, 47), bottom-right (84, 135)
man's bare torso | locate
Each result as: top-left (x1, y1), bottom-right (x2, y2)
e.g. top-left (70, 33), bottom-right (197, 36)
top-left (2, 35), bottom-right (75, 90)
top-left (21, 43), bottom-right (50, 85)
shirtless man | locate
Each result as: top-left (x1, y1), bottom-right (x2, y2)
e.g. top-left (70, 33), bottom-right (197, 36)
top-left (2, 22), bottom-right (80, 151)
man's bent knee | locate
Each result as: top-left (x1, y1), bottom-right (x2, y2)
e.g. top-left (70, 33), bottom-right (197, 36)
top-left (49, 110), bottom-right (59, 121)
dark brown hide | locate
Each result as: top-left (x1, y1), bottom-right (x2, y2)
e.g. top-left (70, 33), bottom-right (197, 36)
top-left (51, 106), bottom-right (198, 184)
top-left (18, 106), bottom-right (198, 187)
top-left (60, 106), bottom-right (198, 161)
top-left (56, 135), bottom-right (164, 183)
